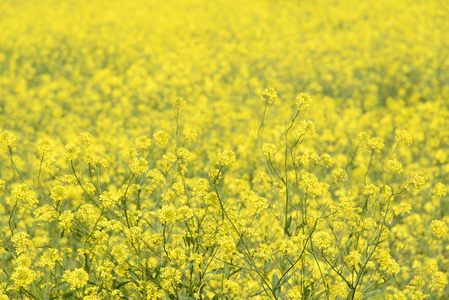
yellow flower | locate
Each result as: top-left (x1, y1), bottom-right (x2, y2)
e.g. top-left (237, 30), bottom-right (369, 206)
top-left (332, 168), bottom-right (347, 184)
top-left (344, 250), bottom-right (362, 268)
top-left (51, 185), bottom-right (67, 202)
top-left (58, 210), bottom-right (75, 233)
top-left (153, 130), bottom-right (168, 146)
top-left (99, 191), bottom-right (119, 208)
top-left (135, 135), bottom-right (152, 150)
top-left (0, 130), bottom-right (16, 149)
top-left (37, 139), bottom-right (52, 155)
top-left (432, 272), bottom-right (448, 290)
top-left (64, 143), bottom-right (80, 161)
top-left (409, 171), bottom-right (427, 189)
top-left (313, 231), bottom-right (331, 250)
top-left (11, 266), bottom-right (37, 289)
top-left (395, 130), bottom-right (412, 146)
top-left (218, 149), bottom-right (236, 168)
top-left (433, 183), bottom-right (447, 198)
top-left (262, 143), bottom-right (276, 158)
top-left (386, 159), bottom-right (403, 175)
top-left (296, 93), bottom-right (312, 110)
top-left (174, 96), bottom-right (187, 109)
top-left (430, 220), bottom-right (448, 239)
top-left (261, 88), bottom-right (277, 104)
top-left (130, 157), bottom-right (148, 175)
top-left (63, 268), bottom-right (89, 290)
top-left (298, 120), bottom-right (315, 137)
top-left (368, 137), bottom-right (384, 152)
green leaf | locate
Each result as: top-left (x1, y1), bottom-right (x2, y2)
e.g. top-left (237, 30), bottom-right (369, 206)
top-left (272, 273), bottom-right (279, 290)
top-left (97, 282), bottom-right (103, 294)
top-left (312, 290), bottom-right (327, 299)
top-left (361, 289), bottom-right (382, 299)
top-left (224, 264), bottom-right (230, 279)
top-left (53, 282), bottom-right (71, 291)
top-left (278, 271), bottom-right (295, 286)
top-left (83, 253), bottom-right (90, 273)
top-left (285, 215), bottom-right (292, 231)
top-left (115, 280), bottom-right (131, 289)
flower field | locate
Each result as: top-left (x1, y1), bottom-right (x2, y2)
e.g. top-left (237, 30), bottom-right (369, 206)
top-left (1, 0), bottom-right (449, 299)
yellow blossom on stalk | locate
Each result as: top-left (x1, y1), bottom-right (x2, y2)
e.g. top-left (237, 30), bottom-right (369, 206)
top-left (160, 267), bottom-right (181, 289)
top-left (338, 196), bottom-right (354, 214)
top-left (261, 88), bottom-right (277, 104)
top-left (296, 93), bottom-right (312, 110)
top-left (279, 238), bottom-right (296, 255)
top-left (376, 250), bottom-right (400, 275)
top-left (332, 168), bottom-right (347, 184)
top-left (396, 202), bottom-right (412, 214)
top-left (174, 96), bottom-right (187, 109)
top-left (262, 143), bottom-right (276, 158)
top-left (84, 152), bottom-right (108, 168)
top-left (433, 183), bottom-right (447, 198)
top-left (313, 231), bottom-right (331, 250)
top-left (0, 179), bottom-right (5, 189)
top-left (80, 132), bottom-right (94, 147)
top-left (99, 191), bottom-right (119, 208)
top-left (319, 153), bottom-right (334, 168)
top-left (177, 205), bottom-right (194, 220)
top-left (11, 266), bottom-right (37, 290)
top-left (11, 232), bottom-right (34, 254)
top-left (130, 157), bottom-right (148, 175)
top-left (36, 248), bottom-right (62, 270)
top-left (218, 149), bottom-right (236, 168)
top-left (127, 226), bottom-right (142, 241)
top-left (209, 168), bottom-right (222, 183)
top-left (386, 159), bottom-right (403, 175)
top-left (11, 183), bottom-right (38, 208)
top-left (64, 143), bottom-right (80, 161)
top-left (364, 184), bottom-right (379, 196)
top-left (183, 128), bottom-right (198, 142)
top-left (135, 135), bottom-right (152, 150)
top-left (298, 151), bottom-right (319, 167)
top-left (368, 137), bottom-right (384, 152)
top-left (432, 272), bottom-right (448, 290)
top-left (111, 243), bottom-right (129, 264)
top-left (299, 172), bottom-right (327, 196)
top-left (395, 130), bottom-right (413, 146)
top-left (58, 210), bottom-right (75, 232)
top-left (163, 152), bottom-right (177, 164)
top-left (51, 185), bottom-right (67, 202)
top-left (224, 279), bottom-right (239, 294)
top-left (298, 120), bottom-right (315, 137)
top-left (409, 171), bottom-right (427, 189)
top-left (16, 254), bottom-right (32, 268)
top-left (176, 147), bottom-right (192, 164)
top-left (287, 286), bottom-right (302, 300)
top-left (344, 250), bottom-right (362, 268)
top-left (33, 204), bottom-right (59, 223)
top-left (430, 220), bottom-right (448, 239)
top-left (0, 130), bottom-right (16, 149)
top-left (254, 244), bottom-right (271, 262)
top-left (63, 268), bottom-right (89, 290)
top-left (330, 280), bottom-right (347, 298)
top-left (37, 139), bottom-right (52, 155)
top-left (153, 130), bottom-right (168, 146)
top-left (169, 247), bottom-right (186, 262)
top-left (425, 258), bottom-right (438, 275)
top-left (157, 204), bottom-right (178, 224)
